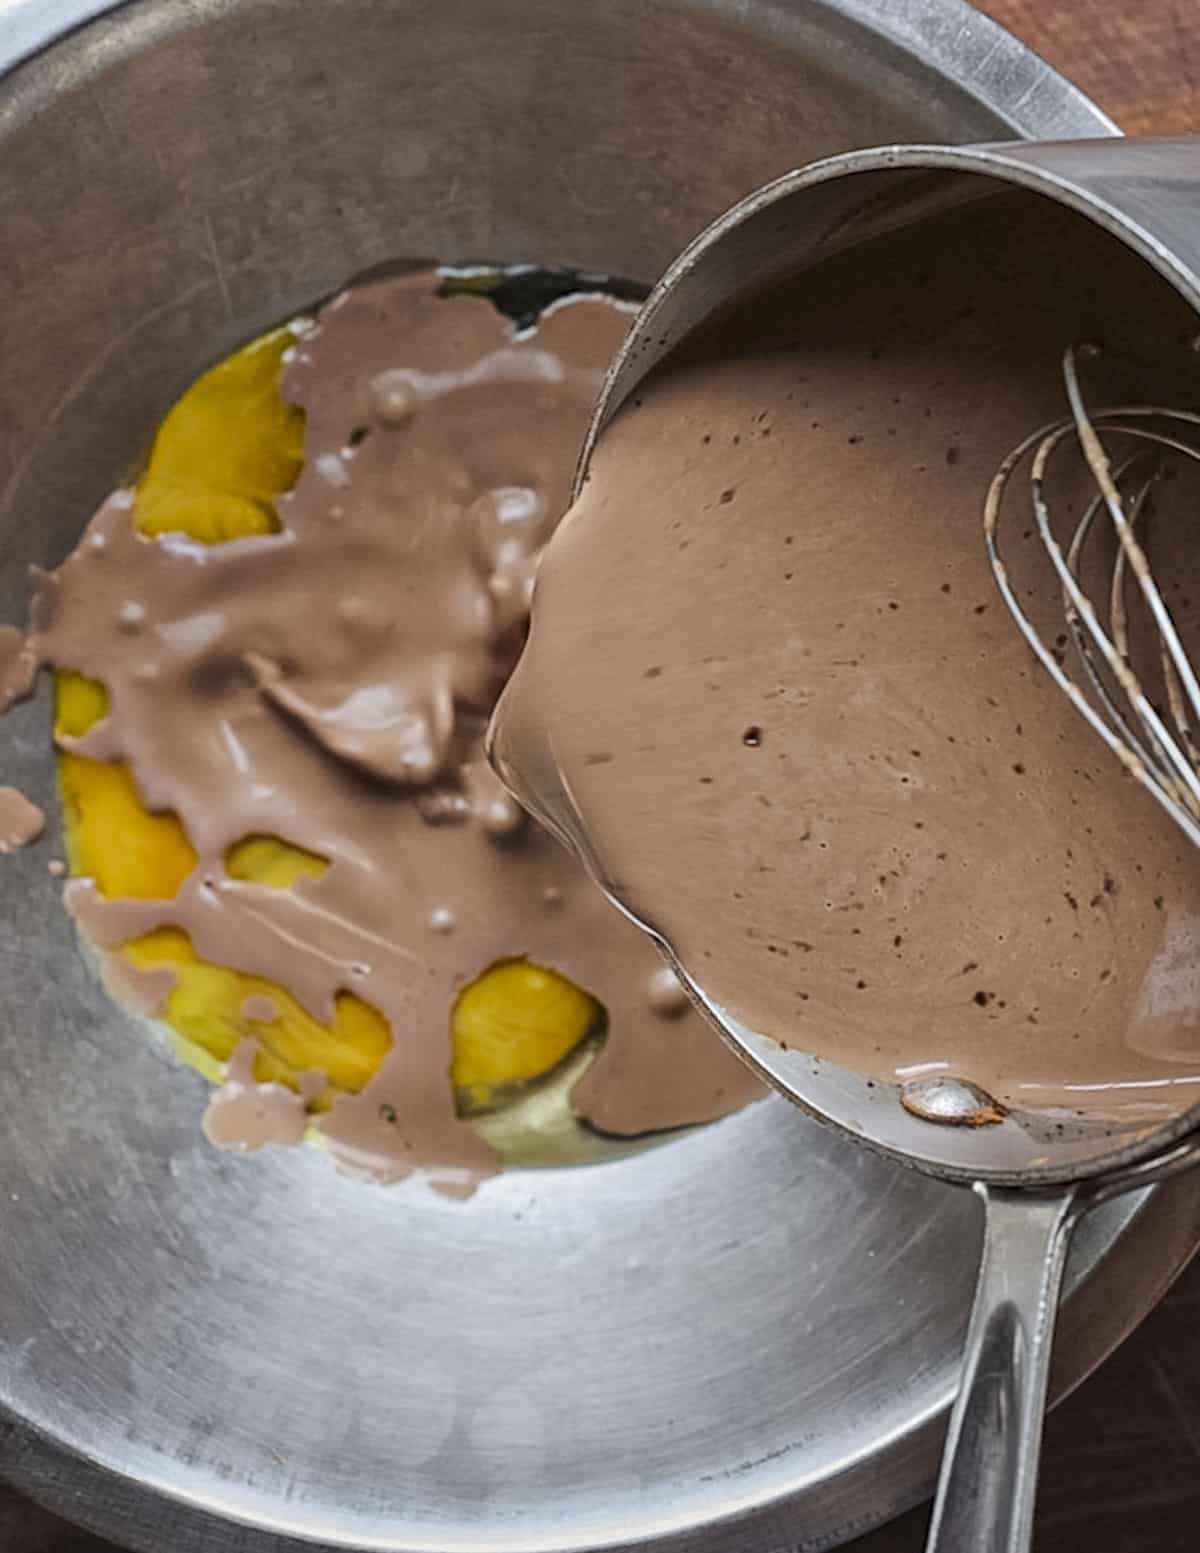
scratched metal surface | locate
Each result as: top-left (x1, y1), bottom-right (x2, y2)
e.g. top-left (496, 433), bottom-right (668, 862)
top-left (8, 1260), bottom-right (1200, 1553)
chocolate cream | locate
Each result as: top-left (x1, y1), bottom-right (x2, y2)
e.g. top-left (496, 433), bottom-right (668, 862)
top-left (490, 193), bottom-right (1200, 1128)
top-left (0, 786), bottom-right (44, 851)
top-left (16, 270), bottom-right (761, 1192)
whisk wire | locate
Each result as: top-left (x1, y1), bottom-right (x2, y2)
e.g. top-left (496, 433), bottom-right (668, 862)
top-left (1063, 352), bottom-right (1200, 740)
top-left (1030, 420), bottom-right (1200, 811)
top-left (984, 345), bottom-right (1200, 849)
top-left (1083, 422), bottom-right (1200, 770)
top-left (1062, 464), bottom-right (1166, 779)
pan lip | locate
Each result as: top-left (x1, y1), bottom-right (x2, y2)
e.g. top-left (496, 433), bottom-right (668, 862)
top-left (579, 883), bottom-right (1200, 1192)
top-left (0, 6), bottom-right (1155, 1553)
top-left (579, 137), bottom-right (1200, 488)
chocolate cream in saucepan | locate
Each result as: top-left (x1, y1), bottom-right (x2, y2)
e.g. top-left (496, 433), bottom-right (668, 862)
top-left (15, 271), bottom-right (762, 1191)
top-left (490, 193), bottom-right (1200, 1127)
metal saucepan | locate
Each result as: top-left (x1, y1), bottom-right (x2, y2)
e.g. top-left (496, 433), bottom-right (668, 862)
top-left (544, 136), bottom-right (1200, 1552)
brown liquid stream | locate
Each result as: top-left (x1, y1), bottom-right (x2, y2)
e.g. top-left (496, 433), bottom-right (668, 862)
top-left (491, 193), bottom-right (1200, 1129)
top-left (17, 271), bottom-right (763, 1191)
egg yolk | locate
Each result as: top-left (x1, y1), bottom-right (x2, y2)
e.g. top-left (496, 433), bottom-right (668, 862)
top-left (57, 323), bottom-right (600, 1121)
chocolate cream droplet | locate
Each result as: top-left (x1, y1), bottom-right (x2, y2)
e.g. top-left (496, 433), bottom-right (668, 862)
top-left (203, 1039), bottom-right (311, 1152)
top-left (479, 795), bottom-right (523, 836)
top-left (0, 786), bottom-right (44, 852)
top-left (370, 370), bottom-right (420, 425)
top-left (416, 788), bottom-right (472, 826)
top-left (647, 966), bottom-right (691, 1018)
top-left (316, 452), bottom-right (351, 488)
top-left (0, 625), bottom-right (38, 710)
top-left (462, 760), bottom-right (525, 838)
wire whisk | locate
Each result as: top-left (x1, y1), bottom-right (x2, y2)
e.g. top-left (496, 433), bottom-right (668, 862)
top-left (984, 344), bottom-right (1200, 848)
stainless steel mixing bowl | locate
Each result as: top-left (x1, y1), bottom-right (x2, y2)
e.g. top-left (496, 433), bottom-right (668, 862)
top-left (1, 4), bottom-right (1193, 1552)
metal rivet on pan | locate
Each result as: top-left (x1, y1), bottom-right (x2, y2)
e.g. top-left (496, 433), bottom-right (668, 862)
top-left (899, 1075), bottom-right (1007, 1127)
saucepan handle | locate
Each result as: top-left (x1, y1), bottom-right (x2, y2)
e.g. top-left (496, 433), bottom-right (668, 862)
top-left (924, 1184), bottom-right (1078, 1553)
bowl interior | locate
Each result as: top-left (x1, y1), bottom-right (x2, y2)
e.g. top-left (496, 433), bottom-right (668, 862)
top-left (0, 5), bottom-right (1160, 1553)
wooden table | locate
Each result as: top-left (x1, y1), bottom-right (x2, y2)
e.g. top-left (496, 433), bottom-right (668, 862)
top-left (985, 0), bottom-right (1199, 135)
top-left (6, 2), bottom-right (1200, 1550)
